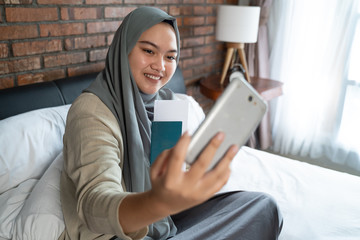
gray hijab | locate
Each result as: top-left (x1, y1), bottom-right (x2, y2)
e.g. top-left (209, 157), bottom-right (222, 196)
top-left (84, 6), bottom-right (180, 239)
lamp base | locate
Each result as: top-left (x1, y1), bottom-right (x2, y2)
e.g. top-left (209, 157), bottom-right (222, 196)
top-left (220, 42), bottom-right (251, 85)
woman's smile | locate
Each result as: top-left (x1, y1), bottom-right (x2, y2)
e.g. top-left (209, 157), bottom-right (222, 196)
top-left (144, 73), bottom-right (162, 81)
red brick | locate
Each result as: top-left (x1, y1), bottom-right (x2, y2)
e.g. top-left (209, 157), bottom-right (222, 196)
top-left (124, 0), bottom-right (154, 4)
top-left (206, 52), bottom-right (222, 64)
top-left (179, 27), bottom-right (192, 38)
top-left (181, 6), bottom-right (194, 15)
top-left (176, 18), bottom-right (182, 27)
top-left (0, 57), bottom-right (41, 74)
top-left (168, 6), bottom-right (181, 16)
top-left (180, 48), bottom-right (192, 58)
top-left (61, 7), bottom-right (101, 20)
top-left (89, 49), bottom-right (108, 62)
top-left (215, 42), bottom-right (224, 51)
top-left (205, 35), bottom-right (216, 44)
top-left (38, 0), bottom-right (82, 4)
top-left (193, 65), bottom-right (215, 76)
top-left (183, 0), bottom-right (204, 3)
top-left (157, 6), bottom-right (169, 13)
top-left (12, 40), bottom-right (62, 57)
top-left (6, 8), bottom-right (58, 22)
top-left (85, 0), bottom-right (123, 4)
top-left (65, 35), bottom-right (106, 50)
top-left (0, 43), bottom-right (9, 58)
top-left (193, 6), bottom-right (214, 15)
top-left (182, 56), bottom-right (204, 68)
top-left (0, 76), bottom-right (14, 90)
top-left (169, 6), bottom-right (193, 16)
top-left (183, 36), bottom-right (205, 47)
top-left (17, 69), bottom-right (65, 86)
top-left (87, 21), bottom-right (121, 34)
top-left (183, 17), bottom-right (205, 26)
top-left (194, 26), bottom-right (214, 36)
top-left (0, 25), bottom-right (38, 40)
top-left (105, 7), bottom-right (136, 19)
top-left (206, 16), bottom-right (217, 25)
top-left (44, 52), bottom-right (86, 68)
top-left (181, 68), bottom-right (193, 79)
top-left (1, 0), bottom-right (32, 4)
top-left (156, 0), bottom-right (180, 4)
top-left (208, 0), bottom-right (225, 3)
top-left (68, 62), bottom-right (105, 76)
top-left (40, 23), bottom-right (85, 37)
top-left (193, 45), bottom-right (216, 55)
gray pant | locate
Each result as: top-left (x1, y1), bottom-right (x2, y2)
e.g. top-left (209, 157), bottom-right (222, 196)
top-left (169, 191), bottom-right (283, 240)
top-left (113, 191), bottom-right (283, 240)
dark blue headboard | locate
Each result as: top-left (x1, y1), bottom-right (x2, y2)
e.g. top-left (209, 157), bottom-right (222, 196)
top-left (0, 67), bottom-right (186, 120)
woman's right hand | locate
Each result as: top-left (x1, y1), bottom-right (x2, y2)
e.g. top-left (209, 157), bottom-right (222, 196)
top-left (148, 131), bottom-right (239, 217)
top-left (118, 132), bottom-right (238, 234)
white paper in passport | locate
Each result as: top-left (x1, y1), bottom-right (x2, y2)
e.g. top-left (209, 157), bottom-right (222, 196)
top-left (153, 100), bottom-right (190, 134)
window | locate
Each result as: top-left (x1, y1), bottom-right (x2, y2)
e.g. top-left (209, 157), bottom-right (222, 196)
top-left (336, 3), bottom-right (360, 152)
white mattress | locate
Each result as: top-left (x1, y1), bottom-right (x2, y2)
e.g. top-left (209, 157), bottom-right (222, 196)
top-left (220, 146), bottom-right (360, 240)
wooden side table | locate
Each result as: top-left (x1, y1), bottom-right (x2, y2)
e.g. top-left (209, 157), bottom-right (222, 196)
top-left (199, 73), bottom-right (283, 101)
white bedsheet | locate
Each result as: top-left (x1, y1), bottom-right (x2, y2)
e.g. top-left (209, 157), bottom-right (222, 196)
top-left (220, 146), bottom-right (360, 240)
top-left (2, 102), bottom-right (360, 239)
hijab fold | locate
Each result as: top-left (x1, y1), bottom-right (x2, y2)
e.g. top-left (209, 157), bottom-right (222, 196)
top-left (84, 6), bottom-right (180, 239)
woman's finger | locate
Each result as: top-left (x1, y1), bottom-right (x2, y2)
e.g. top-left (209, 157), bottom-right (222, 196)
top-left (188, 132), bottom-right (225, 178)
top-left (200, 145), bottom-right (238, 195)
top-left (165, 131), bottom-right (191, 178)
top-left (150, 149), bottom-right (171, 181)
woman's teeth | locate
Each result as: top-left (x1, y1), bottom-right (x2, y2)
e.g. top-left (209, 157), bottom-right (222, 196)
top-left (144, 74), bottom-right (160, 80)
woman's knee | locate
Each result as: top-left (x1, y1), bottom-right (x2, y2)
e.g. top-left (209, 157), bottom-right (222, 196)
top-left (230, 191), bottom-right (283, 236)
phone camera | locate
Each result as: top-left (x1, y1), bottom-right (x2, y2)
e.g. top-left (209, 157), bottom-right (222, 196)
top-left (248, 95), bottom-right (253, 102)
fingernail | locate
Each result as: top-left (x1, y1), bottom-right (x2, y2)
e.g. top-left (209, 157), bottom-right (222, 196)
top-left (216, 132), bottom-right (225, 141)
top-left (231, 145), bottom-right (239, 154)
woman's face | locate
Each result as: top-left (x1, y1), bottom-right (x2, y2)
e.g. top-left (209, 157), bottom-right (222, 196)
top-left (129, 22), bottom-right (178, 95)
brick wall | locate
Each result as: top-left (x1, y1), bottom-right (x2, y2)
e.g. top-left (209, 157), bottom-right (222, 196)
top-left (0, 0), bottom-right (237, 90)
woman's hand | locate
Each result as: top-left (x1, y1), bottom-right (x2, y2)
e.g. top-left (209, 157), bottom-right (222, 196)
top-left (148, 131), bottom-right (239, 217)
top-left (118, 132), bottom-right (238, 234)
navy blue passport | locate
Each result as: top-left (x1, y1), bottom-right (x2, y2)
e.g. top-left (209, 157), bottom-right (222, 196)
top-left (150, 121), bottom-right (182, 165)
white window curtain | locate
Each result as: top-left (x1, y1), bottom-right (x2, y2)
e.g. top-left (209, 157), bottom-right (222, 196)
top-left (268, 0), bottom-right (360, 175)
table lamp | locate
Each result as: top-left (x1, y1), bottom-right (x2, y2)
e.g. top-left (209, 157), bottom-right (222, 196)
top-left (216, 5), bottom-right (260, 84)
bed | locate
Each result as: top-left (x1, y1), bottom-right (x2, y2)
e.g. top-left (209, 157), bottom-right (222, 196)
top-left (1, 68), bottom-right (359, 240)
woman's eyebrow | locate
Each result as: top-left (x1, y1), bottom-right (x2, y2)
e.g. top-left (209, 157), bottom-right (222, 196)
top-left (138, 40), bottom-right (177, 53)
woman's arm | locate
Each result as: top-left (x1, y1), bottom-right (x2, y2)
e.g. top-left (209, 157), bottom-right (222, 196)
top-left (63, 94), bottom-right (147, 239)
top-left (118, 132), bottom-right (238, 234)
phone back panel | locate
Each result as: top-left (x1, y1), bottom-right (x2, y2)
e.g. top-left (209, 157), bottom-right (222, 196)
top-left (186, 77), bottom-right (267, 170)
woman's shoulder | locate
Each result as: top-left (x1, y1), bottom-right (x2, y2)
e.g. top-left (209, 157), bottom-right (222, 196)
top-left (67, 92), bottom-right (116, 124)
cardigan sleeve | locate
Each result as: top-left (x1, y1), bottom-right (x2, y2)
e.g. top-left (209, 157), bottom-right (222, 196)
top-left (61, 93), bottom-right (148, 240)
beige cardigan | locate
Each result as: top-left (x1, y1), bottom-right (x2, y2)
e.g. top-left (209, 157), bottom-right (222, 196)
top-left (59, 93), bottom-right (148, 240)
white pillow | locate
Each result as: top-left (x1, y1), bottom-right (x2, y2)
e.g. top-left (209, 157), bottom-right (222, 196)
top-left (12, 152), bottom-right (65, 240)
top-left (174, 93), bottom-right (205, 135)
top-left (0, 105), bottom-right (70, 194)
top-left (0, 179), bottom-right (37, 239)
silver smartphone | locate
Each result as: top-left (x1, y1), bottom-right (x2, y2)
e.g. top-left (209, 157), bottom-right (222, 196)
top-left (185, 72), bottom-right (267, 170)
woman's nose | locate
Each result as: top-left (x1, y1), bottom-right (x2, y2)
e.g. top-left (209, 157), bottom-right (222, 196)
top-left (151, 56), bottom-right (165, 72)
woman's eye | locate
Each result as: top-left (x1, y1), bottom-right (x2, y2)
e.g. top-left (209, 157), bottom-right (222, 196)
top-left (143, 49), bottom-right (153, 54)
top-left (167, 56), bottom-right (176, 61)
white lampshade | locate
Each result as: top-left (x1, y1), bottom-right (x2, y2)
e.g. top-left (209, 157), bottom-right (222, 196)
top-left (216, 5), bottom-right (261, 43)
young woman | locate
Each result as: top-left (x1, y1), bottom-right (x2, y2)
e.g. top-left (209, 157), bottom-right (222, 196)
top-left (59, 6), bottom-right (282, 240)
